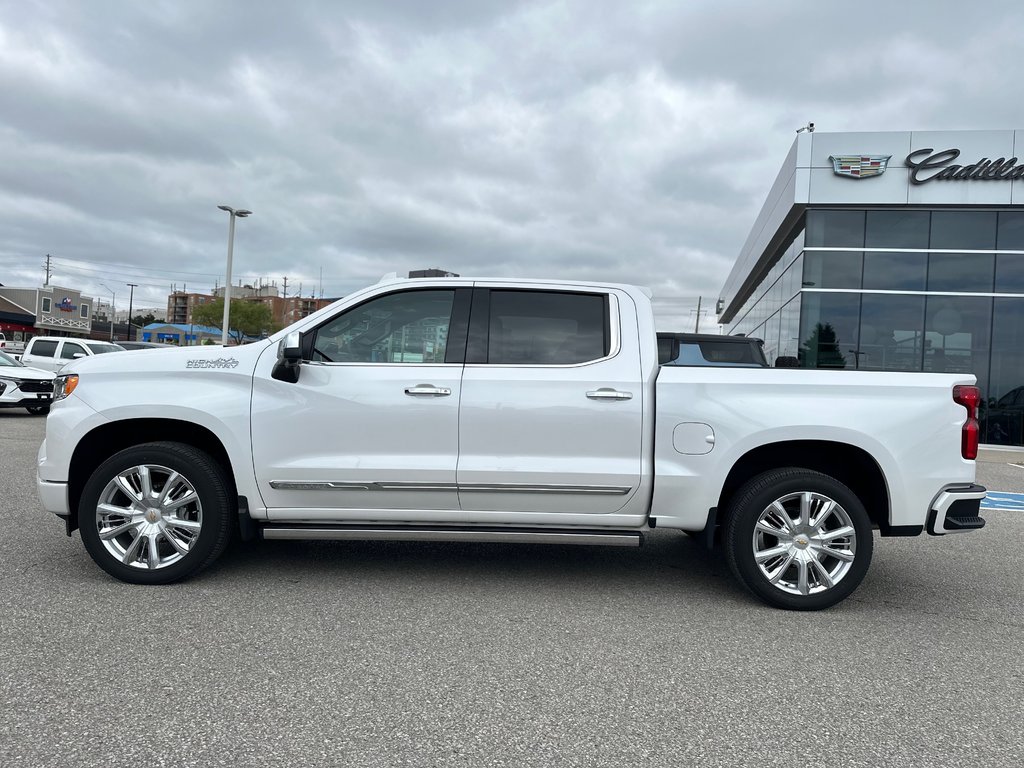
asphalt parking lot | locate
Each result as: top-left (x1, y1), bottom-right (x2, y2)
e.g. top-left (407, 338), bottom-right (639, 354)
top-left (1, 411), bottom-right (1022, 768)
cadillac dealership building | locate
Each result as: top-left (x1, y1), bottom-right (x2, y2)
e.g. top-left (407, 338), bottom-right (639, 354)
top-left (719, 130), bottom-right (1024, 445)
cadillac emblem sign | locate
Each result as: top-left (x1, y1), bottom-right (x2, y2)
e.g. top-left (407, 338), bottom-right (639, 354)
top-left (829, 155), bottom-right (891, 179)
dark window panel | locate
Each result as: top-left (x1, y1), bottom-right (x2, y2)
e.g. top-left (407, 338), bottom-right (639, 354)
top-left (858, 295), bottom-right (925, 371)
top-left (986, 298), bottom-right (1024, 445)
top-left (805, 210), bottom-right (865, 248)
top-left (798, 292), bottom-right (860, 369)
top-left (487, 290), bottom-right (607, 365)
top-left (802, 250), bottom-right (863, 289)
top-left (927, 252), bottom-right (995, 292)
top-left (995, 254), bottom-right (1024, 294)
top-left (779, 295), bottom-right (802, 360)
top-left (997, 211), bottom-right (1024, 250)
top-left (930, 211), bottom-right (997, 250)
top-left (863, 251), bottom-right (927, 291)
top-left (923, 297), bottom-right (992, 391)
top-left (865, 211), bottom-right (930, 249)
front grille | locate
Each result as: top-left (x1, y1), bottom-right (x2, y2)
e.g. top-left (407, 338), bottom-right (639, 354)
top-left (19, 380), bottom-right (53, 394)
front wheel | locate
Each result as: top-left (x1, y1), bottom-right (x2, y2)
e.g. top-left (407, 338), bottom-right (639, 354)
top-left (78, 442), bottom-right (234, 584)
top-left (724, 468), bottom-right (873, 610)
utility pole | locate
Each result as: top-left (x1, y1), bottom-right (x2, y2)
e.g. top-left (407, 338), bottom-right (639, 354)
top-left (319, 266), bottom-right (323, 299)
top-left (43, 254), bottom-right (52, 286)
top-left (282, 276), bottom-right (289, 298)
top-left (126, 283), bottom-right (138, 340)
top-left (694, 296), bottom-right (702, 332)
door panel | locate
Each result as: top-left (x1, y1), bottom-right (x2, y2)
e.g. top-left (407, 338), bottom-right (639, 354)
top-left (457, 288), bottom-right (644, 515)
top-left (252, 287), bottom-right (468, 518)
top-left (252, 364), bottom-right (462, 513)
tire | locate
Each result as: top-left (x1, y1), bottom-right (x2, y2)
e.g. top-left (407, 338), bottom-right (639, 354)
top-left (25, 405), bottom-right (50, 415)
top-left (78, 441), bottom-right (234, 584)
top-left (724, 468), bottom-right (873, 610)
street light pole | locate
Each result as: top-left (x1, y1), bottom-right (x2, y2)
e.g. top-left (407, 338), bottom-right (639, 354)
top-left (217, 205), bottom-right (252, 346)
top-left (126, 282), bottom-right (137, 340)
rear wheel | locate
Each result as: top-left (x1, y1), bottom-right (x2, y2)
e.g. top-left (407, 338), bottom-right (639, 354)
top-left (724, 468), bottom-right (873, 610)
top-left (25, 405), bottom-right (49, 415)
top-left (78, 442), bottom-right (234, 584)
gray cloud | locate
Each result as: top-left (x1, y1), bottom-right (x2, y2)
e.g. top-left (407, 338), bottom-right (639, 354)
top-left (0, 0), bottom-right (1021, 330)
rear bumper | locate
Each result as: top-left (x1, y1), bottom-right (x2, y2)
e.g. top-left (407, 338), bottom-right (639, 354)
top-left (927, 484), bottom-right (987, 536)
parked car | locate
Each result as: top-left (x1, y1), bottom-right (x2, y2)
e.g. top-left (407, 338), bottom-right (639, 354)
top-left (37, 277), bottom-right (986, 610)
top-left (116, 342), bottom-right (167, 351)
top-left (658, 333), bottom-right (769, 367)
top-left (0, 349), bottom-right (55, 414)
top-left (20, 337), bottom-right (125, 373)
top-left (0, 332), bottom-right (26, 356)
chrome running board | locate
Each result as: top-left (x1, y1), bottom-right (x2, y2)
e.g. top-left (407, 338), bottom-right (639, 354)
top-left (261, 525), bottom-right (643, 547)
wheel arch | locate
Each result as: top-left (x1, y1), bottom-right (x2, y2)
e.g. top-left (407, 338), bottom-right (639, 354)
top-left (716, 440), bottom-right (894, 533)
top-left (67, 418), bottom-right (237, 533)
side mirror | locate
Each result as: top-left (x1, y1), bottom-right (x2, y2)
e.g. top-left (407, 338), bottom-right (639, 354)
top-left (272, 331), bottom-right (303, 383)
top-left (72, 352), bottom-right (87, 359)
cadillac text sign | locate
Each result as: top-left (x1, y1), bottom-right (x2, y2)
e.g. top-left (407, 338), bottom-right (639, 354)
top-left (905, 147), bottom-right (1024, 184)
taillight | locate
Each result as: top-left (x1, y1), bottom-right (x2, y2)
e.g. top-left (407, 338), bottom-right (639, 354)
top-left (953, 385), bottom-right (981, 460)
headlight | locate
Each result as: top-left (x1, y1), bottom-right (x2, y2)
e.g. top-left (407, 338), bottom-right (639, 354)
top-left (53, 374), bottom-right (79, 401)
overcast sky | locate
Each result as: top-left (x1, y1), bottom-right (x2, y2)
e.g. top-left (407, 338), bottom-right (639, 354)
top-left (1, 0), bottom-right (1022, 329)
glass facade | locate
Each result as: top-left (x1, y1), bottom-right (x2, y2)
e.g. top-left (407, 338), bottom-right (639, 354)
top-left (726, 209), bottom-right (1024, 445)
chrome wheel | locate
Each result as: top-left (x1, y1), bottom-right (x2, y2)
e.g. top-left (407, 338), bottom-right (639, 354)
top-left (95, 464), bottom-right (203, 570)
top-left (752, 491), bottom-right (857, 596)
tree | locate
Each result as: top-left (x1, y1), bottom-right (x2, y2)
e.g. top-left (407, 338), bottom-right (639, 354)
top-left (191, 298), bottom-right (276, 345)
top-left (132, 312), bottom-right (157, 327)
top-left (799, 322), bottom-right (847, 369)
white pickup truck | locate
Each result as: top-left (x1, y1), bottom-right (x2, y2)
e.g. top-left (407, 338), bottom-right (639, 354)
top-left (36, 277), bottom-right (987, 609)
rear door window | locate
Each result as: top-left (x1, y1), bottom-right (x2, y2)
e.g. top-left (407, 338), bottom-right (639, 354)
top-left (484, 290), bottom-right (608, 365)
top-left (30, 340), bottom-right (58, 358)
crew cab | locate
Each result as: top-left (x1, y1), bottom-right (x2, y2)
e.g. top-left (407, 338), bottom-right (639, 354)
top-left (21, 336), bottom-right (124, 373)
top-left (36, 277), bottom-right (987, 609)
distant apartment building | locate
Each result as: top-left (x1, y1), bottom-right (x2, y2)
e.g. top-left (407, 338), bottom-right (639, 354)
top-left (409, 268), bottom-right (459, 278)
top-left (166, 291), bottom-right (215, 325)
top-left (166, 284), bottom-right (333, 329)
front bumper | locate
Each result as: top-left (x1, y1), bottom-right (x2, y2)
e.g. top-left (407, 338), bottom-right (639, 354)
top-left (927, 484), bottom-right (987, 536)
top-left (0, 395), bottom-right (53, 408)
top-left (37, 475), bottom-right (70, 518)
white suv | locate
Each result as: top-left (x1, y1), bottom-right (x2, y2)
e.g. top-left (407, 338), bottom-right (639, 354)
top-left (21, 337), bottom-right (125, 373)
top-left (0, 349), bottom-right (55, 414)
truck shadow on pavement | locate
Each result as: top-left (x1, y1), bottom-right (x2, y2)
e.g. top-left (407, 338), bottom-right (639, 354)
top-left (207, 528), bottom-right (749, 603)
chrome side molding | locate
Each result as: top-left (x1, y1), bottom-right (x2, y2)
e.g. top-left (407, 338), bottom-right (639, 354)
top-left (269, 481), bottom-right (632, 495)
top-left (261, 526), bottom-right (643, 547)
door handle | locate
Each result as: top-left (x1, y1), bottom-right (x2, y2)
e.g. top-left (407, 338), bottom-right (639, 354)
top-left (405, 385), bottom-right (452, 397)
top-left (586, 388), bottom-right (633, 400)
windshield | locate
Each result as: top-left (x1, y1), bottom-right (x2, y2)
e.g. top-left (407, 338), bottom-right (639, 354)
top-left (0, 350), bottom-right (23, 367)
top-left (86, 343), bottom-right (125, 354)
